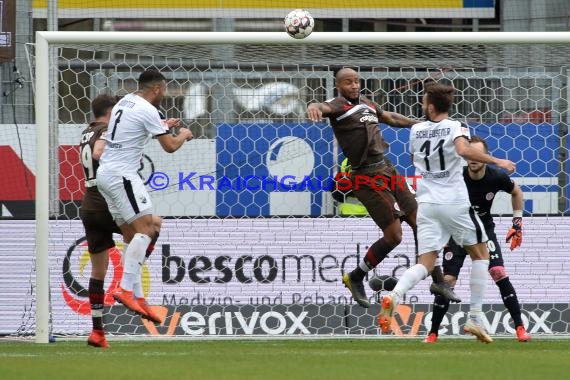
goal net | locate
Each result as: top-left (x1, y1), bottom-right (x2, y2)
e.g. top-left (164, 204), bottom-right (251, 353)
top-left (8, 31), bottom-right (570, 342)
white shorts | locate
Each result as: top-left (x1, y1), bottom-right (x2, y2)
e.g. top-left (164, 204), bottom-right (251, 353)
top-left (417, 202), bottom-right (487, 256)
top-left (96, 168), bottom-right (153, 225)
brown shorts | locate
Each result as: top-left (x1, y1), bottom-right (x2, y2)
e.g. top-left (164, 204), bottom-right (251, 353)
top-left (79, 208), bottom-right (122, 253)
top-left (350, 164), bottom-right (417, 230)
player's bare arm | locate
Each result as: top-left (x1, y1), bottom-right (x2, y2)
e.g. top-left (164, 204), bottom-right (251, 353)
top-left (92, 138), bottom-right (106, 161)
top-left (510, 182), bottom-right (524, 212)
top-left (157, 128), bottom-right (193, 153)
top-left (379, 110), bottom-right (417, 128)
top-left (506, 181), bottom-right (524, 250)
top-left (454, 137), bottom-right (516, 174)
top-left (307, 102), bottom-right (332, 122)
top-left (164, 118), bottom-right (181, 129)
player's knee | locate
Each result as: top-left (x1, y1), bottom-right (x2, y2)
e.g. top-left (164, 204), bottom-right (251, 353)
top-left (143, 224), bottom-right (155, 237)
top-left (392, 233), bottom-right (403, 246)
top-left (489, 266), bottom-right (507, 282)
top-left (90, 267), bottom-right (107, 280)
top-left (383, 231), bottom-right (402, 247)
top-left (119, 224), bottom-right (134, 243)
top-left (152, 215), bottom-right (162, 232)
top-left (467, 242), bottom-right (489, 260)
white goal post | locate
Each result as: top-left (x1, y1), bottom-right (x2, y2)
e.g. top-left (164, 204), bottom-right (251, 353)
top-left (33, 31), bottom-right (570, 343)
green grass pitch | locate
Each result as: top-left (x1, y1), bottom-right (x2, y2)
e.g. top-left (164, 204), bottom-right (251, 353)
top-left (1, 338), bottom-right (570, 380)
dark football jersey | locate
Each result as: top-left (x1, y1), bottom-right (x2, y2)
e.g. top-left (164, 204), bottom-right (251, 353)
top-left (463, 166), bottom-right (515, 228)
top-left (325, 96), bottom-right (388, 169)
top-left (79, 122), bottom-right (110, 211)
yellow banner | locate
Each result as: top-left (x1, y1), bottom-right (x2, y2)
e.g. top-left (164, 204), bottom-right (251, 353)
top-left (32, 0), bottom-right (494, 19)
top-left (33, 0), bottom-right (463, 9)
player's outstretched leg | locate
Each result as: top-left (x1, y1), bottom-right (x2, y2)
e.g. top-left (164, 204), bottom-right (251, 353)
top-left (113, 233), bottom-right (151, 316)
top-left (342, 238), bottom-right (394, 308)
top-left (378, 262), bottom-right (429, 333)
top-left (412, 225), bottom-right (460, 303)
top-left (131, 228), bottom-right (163, 323)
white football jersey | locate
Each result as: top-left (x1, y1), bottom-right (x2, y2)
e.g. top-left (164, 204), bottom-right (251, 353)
top-left (410, 118), bottom-right (470, 204)
top-left (99, 93), bottom-right (168, 173)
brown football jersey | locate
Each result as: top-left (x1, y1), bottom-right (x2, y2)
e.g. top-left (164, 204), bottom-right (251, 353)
top-left (79, 122), bottom-right (110, 211)
top-left (325, 95), bottom-right (388, 169)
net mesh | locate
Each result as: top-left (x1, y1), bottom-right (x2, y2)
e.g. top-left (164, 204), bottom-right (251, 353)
top-left (5, 36), bottom-right (570, 338)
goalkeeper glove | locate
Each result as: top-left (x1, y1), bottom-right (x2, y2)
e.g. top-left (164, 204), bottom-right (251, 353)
top-left (505, 217), bottom-right (522, 251)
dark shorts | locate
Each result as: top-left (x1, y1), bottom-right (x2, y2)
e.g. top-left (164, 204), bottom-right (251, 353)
top-left (351, 165), bottom-right (417, 230)
top-left (79, 208), bottom-right (122, 254)
top-left (443, 227), bottom-right (503, 278)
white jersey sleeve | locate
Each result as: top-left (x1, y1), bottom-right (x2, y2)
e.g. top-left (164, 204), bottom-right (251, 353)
top-left (410, 119), bottom-right (470, 204)
top-left (99, 93), bottom-right (169, 174)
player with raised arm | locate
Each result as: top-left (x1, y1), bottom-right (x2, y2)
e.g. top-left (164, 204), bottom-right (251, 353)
top-left (307, 68), bottom-right (459, 308)
top-left (97, 69), bottom-right (193, 319)
top-left (424, 135), bottom-right (530, 343)
top-left (378, 83), bottom-right (515, 343)
top-left (80, 95), bottom-right (165, 348)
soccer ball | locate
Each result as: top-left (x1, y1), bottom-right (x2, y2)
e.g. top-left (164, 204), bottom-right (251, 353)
top-left (284, 9), bottom-right (314, 39)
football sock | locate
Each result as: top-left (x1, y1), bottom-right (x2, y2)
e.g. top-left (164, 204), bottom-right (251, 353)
top-left (145, 232), bottom-right (159, 261)
top-left (120, 233), bottom-right (151, 291)
top-left (392, 263), bottom-right (428, 299)
top-left (133, 280), bottom-right (144, 299)
top-left (89, 278), bottom-right (105, 330)
top-left (496, 277), bottom-right (524, 327)
top-left (469, 259), bottom-right (489, 318)
top-left (351, 238), bottom-right (393, 282)
top-left (429, 294), bottom-right (451, 335)
top-left (132, 232), bottom-right (160, 298)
